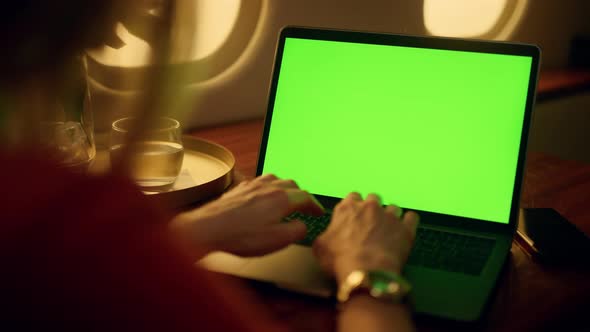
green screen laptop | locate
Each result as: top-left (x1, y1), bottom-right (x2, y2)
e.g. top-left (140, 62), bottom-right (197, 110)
top-left (201, 27), bottom-right (540, 322)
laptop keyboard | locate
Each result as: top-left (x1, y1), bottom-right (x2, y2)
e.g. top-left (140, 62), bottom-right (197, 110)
top-left (407, 228), bottom-right (496, 276)
top-left (283, 211), bottom-right (332, 246)
top-left (282, 212), bottom-right (496, 276)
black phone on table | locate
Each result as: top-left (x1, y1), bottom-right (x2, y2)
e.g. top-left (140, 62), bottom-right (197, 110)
top-left (516, 208), bottom-right (590, 266)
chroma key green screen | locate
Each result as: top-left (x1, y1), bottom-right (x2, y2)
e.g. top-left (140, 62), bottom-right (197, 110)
top-left (262, 37), bottom-right (533, 223)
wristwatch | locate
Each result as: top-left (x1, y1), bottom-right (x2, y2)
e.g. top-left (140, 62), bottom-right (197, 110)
top-left (337, 269), bottom-right (412, 303)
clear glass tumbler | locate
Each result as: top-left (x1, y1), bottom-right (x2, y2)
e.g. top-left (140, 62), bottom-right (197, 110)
top-left (40, 55), bottom-right (96, 172)
top-left (110, 117), bottom-right (184, 187)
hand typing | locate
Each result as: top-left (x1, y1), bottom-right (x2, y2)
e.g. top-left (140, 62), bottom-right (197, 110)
top-left (313, 193), bottom-right (419, 283)
top-left (171, 174), bottom-right (324, 257)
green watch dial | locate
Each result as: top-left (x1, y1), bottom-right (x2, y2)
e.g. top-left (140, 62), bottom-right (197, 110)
top-left (368, 270), bottom-right (412, 299)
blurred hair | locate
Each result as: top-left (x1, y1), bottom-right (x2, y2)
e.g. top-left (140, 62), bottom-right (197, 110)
top-left (0, 1), bottom-right (127, 85)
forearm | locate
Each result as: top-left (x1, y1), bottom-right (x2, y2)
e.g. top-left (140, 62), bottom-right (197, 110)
top-left (338, 294), bottom-right (414, 332)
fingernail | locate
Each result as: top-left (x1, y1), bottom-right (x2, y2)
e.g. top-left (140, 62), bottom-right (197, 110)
top-left (367, 193), bottom-right (382, 203)
top-left (295, 219), bottom-right (307, 230)
top-left (291, 220), bottom-right (308, 239)
top-left (395, 206), bottom-right (403, 218)
top-left (310, 194), bottom-right (326, 212)
top-left (289, 190), bottom-right (325, 209)
top-left (287, 190), bottom-right (306, 204)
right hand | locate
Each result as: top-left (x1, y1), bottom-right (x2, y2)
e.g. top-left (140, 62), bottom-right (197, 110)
top-left (313, 193), bottom-right (419, 284)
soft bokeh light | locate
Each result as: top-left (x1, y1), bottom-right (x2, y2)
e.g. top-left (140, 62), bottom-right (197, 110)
top-left (424, 0), bottom-right (527, 39)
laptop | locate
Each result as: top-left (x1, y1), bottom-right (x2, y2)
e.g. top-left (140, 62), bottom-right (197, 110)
top-left (200, 27), bottom-right (540, 322)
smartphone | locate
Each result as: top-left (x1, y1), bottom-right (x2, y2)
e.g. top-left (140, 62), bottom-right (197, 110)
top-left (516, 208), bottom-right (590, 265)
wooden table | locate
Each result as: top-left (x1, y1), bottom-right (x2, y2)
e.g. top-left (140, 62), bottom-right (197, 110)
top-left (191, 119), bottom-right (590, 332)
top-left (537, 69), bottom-right (590, 102)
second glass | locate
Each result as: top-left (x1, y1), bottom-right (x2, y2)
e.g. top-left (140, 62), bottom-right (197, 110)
top-left (110, 117), bottom-right (184, 188)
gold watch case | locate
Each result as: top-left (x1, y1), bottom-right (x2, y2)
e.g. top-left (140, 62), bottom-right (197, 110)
top-left (337, 269), bottom-right (412, 303)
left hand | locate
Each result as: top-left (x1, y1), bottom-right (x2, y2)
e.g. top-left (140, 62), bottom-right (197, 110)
top-left (313, 193), bottom-right (418, 284)
top-left (171, 174), bottom-right (325, 257)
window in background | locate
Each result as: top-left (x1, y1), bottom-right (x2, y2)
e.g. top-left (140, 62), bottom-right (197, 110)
top-left (191, 0), bottom-right (241, 61)
top-left (89, 23), bottom-right (152, 68)
top-left (87, 0), bottom-right (263, 89)
top-left (424, 0), bottom-right (528, 40)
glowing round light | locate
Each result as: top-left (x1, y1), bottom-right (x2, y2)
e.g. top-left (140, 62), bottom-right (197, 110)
top-left (424, 0), bottom-right (527, 40)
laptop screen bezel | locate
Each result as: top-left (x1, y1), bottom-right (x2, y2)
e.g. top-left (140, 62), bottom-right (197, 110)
top-left (256, 26), bottom-right (540, 234)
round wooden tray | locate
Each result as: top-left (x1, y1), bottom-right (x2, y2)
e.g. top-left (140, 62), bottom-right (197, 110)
top-left (91, 136), bottom-right (235, 209)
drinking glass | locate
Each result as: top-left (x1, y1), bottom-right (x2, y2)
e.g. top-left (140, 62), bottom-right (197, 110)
top-left (110, 117), bottom-right (184, 187)
top-left (40, 56), bottom-right (96, 172)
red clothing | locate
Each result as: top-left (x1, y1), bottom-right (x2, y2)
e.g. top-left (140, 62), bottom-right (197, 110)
top-left (0, 150), bottom-right (285, 331)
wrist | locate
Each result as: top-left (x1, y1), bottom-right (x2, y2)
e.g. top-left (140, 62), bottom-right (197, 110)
top-left (342, 293), bottom-right (410, 310)
top-left (338, 293), bottom-right (415, 332)
top-left (170, 212), bottom-right (220, 255)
